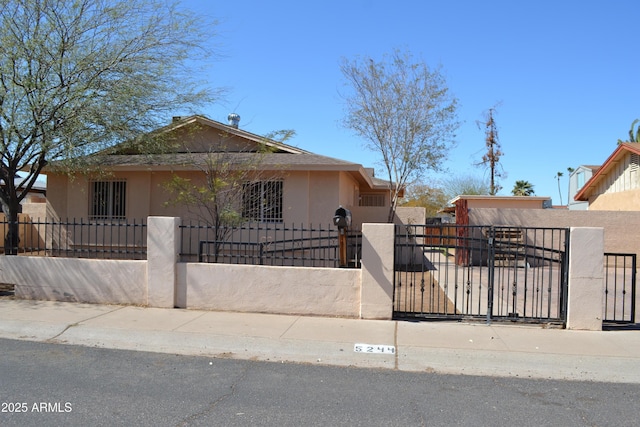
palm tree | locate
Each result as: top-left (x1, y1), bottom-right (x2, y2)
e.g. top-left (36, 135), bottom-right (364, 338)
top-left (554, 171), bottom-right (564, 205)
top-left (511, 180), bottom-right (535, 196)
top-left (618, 119), bottom-right (640, 144)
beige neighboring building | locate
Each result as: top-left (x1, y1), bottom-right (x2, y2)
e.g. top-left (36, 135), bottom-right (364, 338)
top-left (446, 195), bottom-right (552, 225)
top-left (45, 115), bottom-right (399, 228)
top-left (575, 142), bottom-right (640, 210)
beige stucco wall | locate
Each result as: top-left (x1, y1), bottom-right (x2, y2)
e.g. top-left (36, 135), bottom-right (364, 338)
top-left (0, 256), bottom-right (147, 305)
top-left (468, 208), bottom-right (640, 257)
top-left (566, 227), bottom-right (604, 330)
top-left (462, 197), bottom-right (547, 209)
top-left (44, 169), bottom-right (393, 226)
top-left (360, 223), bottom-right (394, 319)
top-left (176, 263), bottom-right (361, 317)
top-left (45, 174), bottom-right (69, 218)
top-left (283, 171), bottom-right (310, 223)
top-left (0, 217), bottom-right (612, 327)
top-left (587, 188), bottom-right (640, 211)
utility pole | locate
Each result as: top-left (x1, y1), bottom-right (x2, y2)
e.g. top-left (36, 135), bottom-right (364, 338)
top-left (479, 108), bottom-right (503, 195)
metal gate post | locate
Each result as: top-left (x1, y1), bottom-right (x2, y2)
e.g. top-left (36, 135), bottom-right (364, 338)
top-left (486, 226), bottom-right (495, 324)
top-left (560, 229), bottom-right (570, 324)
top-left (631, 254), bottom-right (637, 324)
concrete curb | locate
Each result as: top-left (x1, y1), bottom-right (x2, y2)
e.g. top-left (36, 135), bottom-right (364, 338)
top-left (2, 300), bottom-right (640, 383)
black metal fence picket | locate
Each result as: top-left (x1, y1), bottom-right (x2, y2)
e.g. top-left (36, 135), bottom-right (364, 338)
top-left (0, 218), bottom-right (147, 259)
top-left (180, 221), bottom-right (361, 268)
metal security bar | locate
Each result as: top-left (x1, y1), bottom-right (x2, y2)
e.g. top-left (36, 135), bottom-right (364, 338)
top-left (394, 224), bottom-right (569, 325)
top-left (180, 221), bottom-right (361, 268)
top-left (604, 253), bottom-right (637, 324)
top-left (90, 180), bottom-right (127, 220)
top-left (0, 218), bottom-right (147, 259)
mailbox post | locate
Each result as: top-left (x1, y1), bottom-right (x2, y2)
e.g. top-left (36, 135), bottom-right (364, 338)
top-left (333, 206), bottom-right (351, 267)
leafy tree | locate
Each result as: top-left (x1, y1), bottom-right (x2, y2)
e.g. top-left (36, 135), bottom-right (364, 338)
top-left (618, 119), bottom-right (640, 144)
top-left (340, 48), bottom-right (460, 222)
top-left (400, 183), bottom-right (449, 217)
top-left (0, 0), bottom-right (218, 254)
top-left (476, 107), bottom-right (504, 195)
top-left (511, 180), bottom-right (535, 196)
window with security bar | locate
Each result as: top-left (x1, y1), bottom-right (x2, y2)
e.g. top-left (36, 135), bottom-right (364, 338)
top-left (359, 193), bottom-right (386, 207)
top-left (90, 180), bottom-right (126, 220)
top-left (242, 181), bottom-right (283, 222)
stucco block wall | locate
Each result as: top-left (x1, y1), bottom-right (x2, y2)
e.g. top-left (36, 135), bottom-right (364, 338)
top-left (468, 208), bottom-right (640, 257)
top-left (176, 263), bottom-right (361, 317)
top-left (0, 256), bottom-right (146, 305)
top-left (0, 216), bottom-right (612, 328)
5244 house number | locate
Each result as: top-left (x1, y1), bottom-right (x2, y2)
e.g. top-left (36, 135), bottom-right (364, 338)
top-left (354, 343), bottom-right (395, 354)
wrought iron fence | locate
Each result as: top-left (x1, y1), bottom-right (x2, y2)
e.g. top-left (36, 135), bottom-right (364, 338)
top-left (604, 253), bottom-right (637, 324)
top-left (180, 221), bottom-right (361, 268)
top-left (394, 224), bottom-right (569, 324)
top-left (0, 218), bottom-right (147, 260)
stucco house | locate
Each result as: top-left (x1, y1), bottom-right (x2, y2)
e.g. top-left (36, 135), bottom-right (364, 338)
top-left (574, 143), bottom-right (640, 210)
top-left (44, 114), bottom-right (400, 228)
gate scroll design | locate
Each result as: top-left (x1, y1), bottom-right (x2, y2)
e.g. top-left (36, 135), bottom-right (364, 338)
top-left (393, 225), bottom-right (569, 324)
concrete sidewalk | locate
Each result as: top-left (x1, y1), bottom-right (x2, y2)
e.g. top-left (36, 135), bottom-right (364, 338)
top-left (2, 299), bottom-right (640, 383)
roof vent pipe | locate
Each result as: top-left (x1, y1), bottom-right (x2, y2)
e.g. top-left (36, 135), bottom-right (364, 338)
top-left (228, 113), bottom-right (240, 128)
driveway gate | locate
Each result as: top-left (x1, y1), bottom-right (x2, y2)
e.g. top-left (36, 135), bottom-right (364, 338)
top-left (394, 225), bottom-right (569, 325)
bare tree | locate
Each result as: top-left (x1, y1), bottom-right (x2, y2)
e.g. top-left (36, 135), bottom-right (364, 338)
top-left (340, 49), bottom-right (460, 222)
top-left (0, 0), bottom-right (220, 254)
top-left (163, 127), bottom-right (294, 261)
top-left (400, 182), bottom-right (449, 217)
top-left (441, 175), bottom-right (490, 201)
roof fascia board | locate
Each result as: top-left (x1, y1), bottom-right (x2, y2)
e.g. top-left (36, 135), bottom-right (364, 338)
top-left (574, 143), bottom-right (640, 201)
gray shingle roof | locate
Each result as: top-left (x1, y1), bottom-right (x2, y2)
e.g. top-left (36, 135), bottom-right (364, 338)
top-left (85, 152), bottom-right (360, 170)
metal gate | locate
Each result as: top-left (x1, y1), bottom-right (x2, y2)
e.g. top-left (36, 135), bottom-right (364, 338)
top-left (393, 225), bottom-right (569, 325)
top-left (604, 253), bottom-right (637, 325)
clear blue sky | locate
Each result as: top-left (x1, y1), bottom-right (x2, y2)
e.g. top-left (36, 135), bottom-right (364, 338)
top-left (182, 0), bottom-right (639, 205)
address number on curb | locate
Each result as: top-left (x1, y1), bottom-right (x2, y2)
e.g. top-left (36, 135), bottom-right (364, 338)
top-left (354, 343), bottom-right (396, 354)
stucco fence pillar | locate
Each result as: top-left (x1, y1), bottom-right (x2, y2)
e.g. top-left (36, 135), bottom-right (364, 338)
top-left (360, 223), bottom-right (395, 319)
top-left (146, 216), bottom-right (181, 308)
top-left (566, 227), bottom-right (605, 331)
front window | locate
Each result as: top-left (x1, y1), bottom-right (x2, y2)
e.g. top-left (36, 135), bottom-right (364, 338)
top-left (242, 181), bottom-right (283, 222)
top-left (90, 180), bottom-right (126, 220)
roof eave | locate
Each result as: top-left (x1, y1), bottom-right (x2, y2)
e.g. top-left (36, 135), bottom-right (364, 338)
top-left (574, 143), bottom-right (640, 201)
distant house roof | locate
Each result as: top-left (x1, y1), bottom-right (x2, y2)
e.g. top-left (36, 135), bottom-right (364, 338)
top-left (574, 143), bottom-right (640, 201)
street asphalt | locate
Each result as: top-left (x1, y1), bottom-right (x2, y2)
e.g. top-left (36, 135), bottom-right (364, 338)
top-left (1, 299), bottom-right (640, 383)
